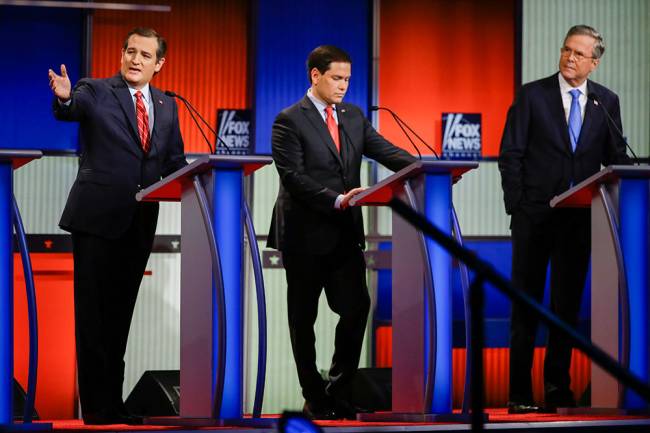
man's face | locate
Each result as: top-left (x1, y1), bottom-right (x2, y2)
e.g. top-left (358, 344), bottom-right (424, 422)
top-left (558, 34), bottom-right (600, 87)
top-left (120, 34), bottom-right (165, 89)
top-left (310, 61), bottom-right (351, 105)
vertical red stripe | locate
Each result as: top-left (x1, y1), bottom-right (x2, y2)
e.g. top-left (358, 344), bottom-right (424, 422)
top-left (378, 0), bottom-right (515, 156)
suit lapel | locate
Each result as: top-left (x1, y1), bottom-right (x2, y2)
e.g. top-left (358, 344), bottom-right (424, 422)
top-left (543, 75), bottom-right (572, 155)
top-left (109, 74), bottom-right (144, 155)
top-left (149, 86), bottom-right (165, 158)
top-left (300, 96), bottom-right (343, 167)
top-left (336, 105), bottom-right (353, 162)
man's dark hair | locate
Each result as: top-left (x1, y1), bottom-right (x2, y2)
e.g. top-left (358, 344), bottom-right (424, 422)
top-left (123, 27), bottom-right (167, 61)
top-left (306, 45), bottom-right (352, 83)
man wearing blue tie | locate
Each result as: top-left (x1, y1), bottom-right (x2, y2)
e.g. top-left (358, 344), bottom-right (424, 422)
top-left (498, 25), bottom-right (631, 414)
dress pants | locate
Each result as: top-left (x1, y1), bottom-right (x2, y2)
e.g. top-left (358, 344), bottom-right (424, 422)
top-left (509, 207), bottom-right (590, 404)
top-left (282, 238), bottom-right (370, 407)
top-left (71, 202), bottom-right (158, 417)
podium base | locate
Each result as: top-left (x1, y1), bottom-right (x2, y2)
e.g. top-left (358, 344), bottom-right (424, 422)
top-left (0, 422), bottom-right (52, 432)
top-left (357, 411), bottom-right (486, 423)
top-left (144, 416), bottom-right (276, 427)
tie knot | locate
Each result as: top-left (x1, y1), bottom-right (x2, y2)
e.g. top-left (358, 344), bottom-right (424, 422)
top-left (569, 89), bottom-right (581, 100)
top-left (135, 90), bottom-right (143, 100)
top-left (325, 105), bottom-right (334, 117)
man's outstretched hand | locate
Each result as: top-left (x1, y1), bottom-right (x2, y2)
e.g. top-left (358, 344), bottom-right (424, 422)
top-left (48, 64), bottom-right (71, 102)
top-left (340, 187), bottom-right (367, 210)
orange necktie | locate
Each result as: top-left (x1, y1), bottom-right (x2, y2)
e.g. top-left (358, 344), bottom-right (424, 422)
top-left (325, 106), bottom-right (340, 152)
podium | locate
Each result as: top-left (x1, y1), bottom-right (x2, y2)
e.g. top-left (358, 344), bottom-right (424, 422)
top-left (350, 160), bottom-right (477, 421)
top-left (0, 150), bottom-right (51, 432)
top-left (551, 165), bottom-right (650, 411)
top-left (137, 155), bottom-right (272, 425)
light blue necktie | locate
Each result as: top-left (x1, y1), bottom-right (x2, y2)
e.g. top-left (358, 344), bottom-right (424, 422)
top-left (568, 89), bottom-right (582, 152)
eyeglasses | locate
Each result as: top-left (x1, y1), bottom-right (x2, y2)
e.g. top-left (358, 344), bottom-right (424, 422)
top-left (560, 47), bottom-right (595, 62)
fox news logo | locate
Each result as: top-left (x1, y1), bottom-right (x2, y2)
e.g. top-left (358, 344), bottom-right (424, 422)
top-left (441, 113), bottom-right (481, 160)
top-left (216, 109), bottom-right (251, 155)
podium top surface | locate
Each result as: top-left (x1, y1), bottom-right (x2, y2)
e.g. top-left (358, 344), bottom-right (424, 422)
top-left (137, 154), bottom-right (273, 202)
top-left (551, 164), bottom-right (650, 208)
top-left (0, 149), bottom-right (43, 169)
top-left (350, 159), bottom-right (478, 206)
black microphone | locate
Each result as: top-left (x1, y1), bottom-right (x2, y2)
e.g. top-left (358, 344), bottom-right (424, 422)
top-left (371, 105), bottom-right (438, 158)
top-left (165, 90), bottom-right (232, 154)
top-left (587, 92), bottom-right (639, 162)
top-left (370, 106), bottom-right (421, 159)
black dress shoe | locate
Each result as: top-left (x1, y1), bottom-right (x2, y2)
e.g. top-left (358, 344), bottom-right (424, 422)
top-left (507, 401), bottom-right (540, 414)
top-left (541, 394), bottom-right (576, 413)
top-left (303, 401), bottom-right (339, 420)
top-left (334, 398), bottom-right (371, 420)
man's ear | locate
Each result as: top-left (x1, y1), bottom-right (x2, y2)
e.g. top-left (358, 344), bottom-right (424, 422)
top-left (310, 67), bottom-right (321, 85)
top-left (154, 57), bottom-right (166, 73)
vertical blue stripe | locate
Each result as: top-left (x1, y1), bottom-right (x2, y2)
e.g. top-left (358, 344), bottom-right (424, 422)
top-left (0, 163), bottom-right (13, 424)
top-left (424, 173), bottom-right (452, 413)
top-left (0, 6), bottom-right (82, 152)
top-left (619, 179), bottom-right (649, 410)
top-left (253, 0), bottom-right (371, 155)
top-left (212, 169), bottom-right (243, 418)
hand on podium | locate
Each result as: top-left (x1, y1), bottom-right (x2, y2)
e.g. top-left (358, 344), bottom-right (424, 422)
top-left (340, 187), bottom-right (366, 210)
top-left (48, 64), bottom-right (72, 102)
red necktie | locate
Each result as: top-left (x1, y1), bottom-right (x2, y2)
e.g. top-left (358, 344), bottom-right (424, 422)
top-left (135, 90), bottom-right (150, 153)
top-left (325, 106), bottom-right (340, 152)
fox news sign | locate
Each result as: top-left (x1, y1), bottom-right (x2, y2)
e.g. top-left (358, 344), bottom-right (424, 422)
top-left (216, 109), bottom-right (252, 155)
top-left (441, 113), bottom-right (481, 160)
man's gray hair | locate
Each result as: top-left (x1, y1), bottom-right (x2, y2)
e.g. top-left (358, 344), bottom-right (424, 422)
top-left (564, 25), bottom-right (605, 59)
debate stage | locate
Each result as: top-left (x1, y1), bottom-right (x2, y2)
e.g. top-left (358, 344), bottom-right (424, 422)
top-left (18, 409), bottom-right (650, 433)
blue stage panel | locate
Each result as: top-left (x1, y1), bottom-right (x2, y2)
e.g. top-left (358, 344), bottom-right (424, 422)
top-left (0, 6), bottom-right (82, 153)
top-left (253, 0), bottom-right (371, 155)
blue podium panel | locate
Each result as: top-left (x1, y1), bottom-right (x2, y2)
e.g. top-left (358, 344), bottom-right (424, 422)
top-left (423, 174), bottom-right (452, 414)
top-left (211, 169), bottom-right (244, 418)
top-left (619, 179), bottom-right (650, 410)
top-left (0, 163), bottom-right (13, 425)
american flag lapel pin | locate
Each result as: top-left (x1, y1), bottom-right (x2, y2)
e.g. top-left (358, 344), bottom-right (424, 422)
top-left (159, 99), bottom-right (163, 105)
top-left (341, 108), bottom-right (346, 113)
top-left (593, 100), bottom-right (599, 106)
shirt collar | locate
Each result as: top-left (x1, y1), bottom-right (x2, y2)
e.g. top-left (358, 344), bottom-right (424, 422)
top-left (558, 72), bottom-right (587, 97)
top-left (127, 83), bottom-right (151, 104)
top-left (307, 88), bottom-right (335, 113)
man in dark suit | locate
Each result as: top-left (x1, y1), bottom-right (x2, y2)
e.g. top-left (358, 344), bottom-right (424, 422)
top-left (499, 25), bottom-right (630, 414)
top-left (48, 27), bottom-right (187, 425)
top-left (268, 45), bottom-right (415, 419)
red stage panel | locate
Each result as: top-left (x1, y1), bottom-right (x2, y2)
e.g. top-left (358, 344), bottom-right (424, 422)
top-left (375, 325), bottom-right (590, 408)
top-left (91, 0), bottom-right (249, 154)
top-left (378, 0), bottom-right (515, 157)
top-left (14, 253), bottom-right (76, 419)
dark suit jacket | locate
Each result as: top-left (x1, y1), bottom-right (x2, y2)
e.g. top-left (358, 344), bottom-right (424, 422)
top-left (499, 73), bottom-right (630, 219)
top-left (268, 96), bottom-right (416, 254)
top-left (53, 73), bottom-right (187, 239)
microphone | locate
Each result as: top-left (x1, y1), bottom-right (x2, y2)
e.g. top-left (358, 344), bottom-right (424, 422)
top-left (370, 106), bottom-right (421, 159)
top-left (587, 92), bottom-right (638, 162)
top-left (371, 105), bottom-right (438, 158)
top-left (165, 90), bottom-right (232, 154)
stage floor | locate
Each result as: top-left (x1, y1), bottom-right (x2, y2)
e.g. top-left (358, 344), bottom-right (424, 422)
top-left (15, 409), bottom-right (650, 433)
